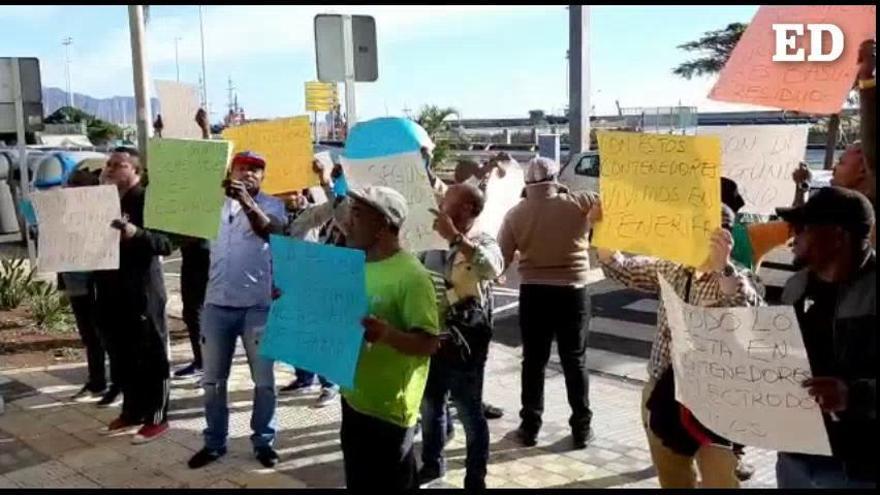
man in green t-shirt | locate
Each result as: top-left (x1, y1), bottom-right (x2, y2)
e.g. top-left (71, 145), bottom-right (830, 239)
top-left (340, 185), bottom-right (441, 490)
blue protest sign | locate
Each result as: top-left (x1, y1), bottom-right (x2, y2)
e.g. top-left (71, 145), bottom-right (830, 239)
top-left (260, 235), bottom-right (367, 389)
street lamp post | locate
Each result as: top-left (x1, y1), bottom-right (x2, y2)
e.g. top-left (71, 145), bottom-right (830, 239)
top-left (174, 36), bottom-right (182, 82)
top-left (62, 37), bottom-right (73, 108)
top-left (198, 6), bottom-right (209, 113)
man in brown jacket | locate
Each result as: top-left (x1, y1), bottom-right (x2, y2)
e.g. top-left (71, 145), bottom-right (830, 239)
top-left (498, 157), bottom-right (598, 449)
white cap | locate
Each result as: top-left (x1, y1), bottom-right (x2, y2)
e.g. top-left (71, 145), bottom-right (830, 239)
top-left (347, 186), bottom-right (409, 228)
top-left (525, 157), bottom-right (560, 184)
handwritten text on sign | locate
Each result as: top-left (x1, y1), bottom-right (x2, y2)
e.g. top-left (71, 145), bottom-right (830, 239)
top-left (593, 132), bottom-right (721, 267)
top-left (659, 275), bottom-right (831, 456)
top-left (709, 5), bottom-right (876, 114)
top-left (155, 80), bottom-right (202, 139)
top-left (698, 125), bottom-right (809, 215)
top-left (144, 138), bottom-right (232, 240)
top-left (343, 152), bottom-right (447, 252)
top-left (222, 116), bottom-right (316, 195)
top-left (260, 236), bottom-right (367, 390)
top-left (32, 185), bottom-right (121, 273)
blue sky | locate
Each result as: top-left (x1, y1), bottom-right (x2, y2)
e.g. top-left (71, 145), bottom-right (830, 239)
top-left (0, 5), bottom-right (764, 122)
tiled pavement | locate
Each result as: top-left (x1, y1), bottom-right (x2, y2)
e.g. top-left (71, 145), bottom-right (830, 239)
top-left (0, 337), bottom-right (778, 489)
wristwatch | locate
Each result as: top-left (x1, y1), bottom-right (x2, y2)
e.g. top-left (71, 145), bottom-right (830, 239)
top-left (798, 181), bottom-right (810, 192)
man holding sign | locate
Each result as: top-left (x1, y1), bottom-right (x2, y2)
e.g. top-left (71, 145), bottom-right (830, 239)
top-left (595, 202), bottom-right (762, 488)
top-left (97, 148), bottom-right (174, 444)
top-left (775, 187), bottom-right (876, 488)
top-left (339, 186), bottom-right (440, 490)
top-left (188, 151), bottom-right (287, 470)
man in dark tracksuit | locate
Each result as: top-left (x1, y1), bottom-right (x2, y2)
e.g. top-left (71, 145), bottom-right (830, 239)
top-left (97, 147), bottom-right (174, 444)
top-left (775, 187), bottom-right (876, 488)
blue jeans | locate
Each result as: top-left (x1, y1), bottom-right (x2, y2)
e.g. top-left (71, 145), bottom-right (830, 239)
top-left (420, 358), bottom-right (489, 489)
top-left (295, 368), bottom-right (337, 390)
top-left (201, 304), bottom-right (277, 451)
top-left (777, 453), bottom-right (875, 489)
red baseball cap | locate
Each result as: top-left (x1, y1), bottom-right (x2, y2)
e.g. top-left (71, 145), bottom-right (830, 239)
top-left (231, 151), bottom-right (266, 169)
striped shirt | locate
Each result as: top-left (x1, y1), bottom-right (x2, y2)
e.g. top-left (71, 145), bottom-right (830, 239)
top-left (600, 253), bottom-right (763, 379)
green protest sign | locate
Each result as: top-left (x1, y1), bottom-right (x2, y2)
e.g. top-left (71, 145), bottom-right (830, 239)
top-left (145, 138), bottom-right (231, 240)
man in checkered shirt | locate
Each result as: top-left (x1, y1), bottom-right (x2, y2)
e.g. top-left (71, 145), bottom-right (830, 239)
top-left (593, 201), bottom-right (763, 489)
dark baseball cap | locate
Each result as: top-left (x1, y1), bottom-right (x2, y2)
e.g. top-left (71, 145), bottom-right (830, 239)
top-left (776, 186), bottom-right (875, 237)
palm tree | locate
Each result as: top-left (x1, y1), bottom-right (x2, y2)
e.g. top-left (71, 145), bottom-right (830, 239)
top-left (415, 105), bottom-right (458, 169)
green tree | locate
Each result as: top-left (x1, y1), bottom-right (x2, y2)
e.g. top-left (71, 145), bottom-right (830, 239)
top-left (672, 23), bottom-right (747, 79)
top-left (415, 105), bottom-right (458, 169)
top-left (44, 106), bottom-right (123, 146)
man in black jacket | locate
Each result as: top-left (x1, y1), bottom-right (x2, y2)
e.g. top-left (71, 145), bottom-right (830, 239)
top-left (775, 187), bottom-right (876, 488)
top-left (97, 147), bottom-right (174, 444)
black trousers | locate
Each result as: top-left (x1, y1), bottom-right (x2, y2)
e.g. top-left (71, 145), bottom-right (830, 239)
top-left (341, 398), bottom-right (417, 490)
top-left (180, 242), bottom-right (210, 368)
top-left (102, 306), bottom-right (170, 425)
top-left (518, 284), bottom-right (592, 433)
top-left (69, 291), bottom-right (106, 392)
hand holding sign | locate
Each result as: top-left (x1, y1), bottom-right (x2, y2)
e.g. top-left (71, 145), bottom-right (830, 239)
top-left (429, 208), bottom-right (459, 242)
top-left (803, 377), bottom-right (849, 414)
top-left (362, 315), bottom-right (392, 344)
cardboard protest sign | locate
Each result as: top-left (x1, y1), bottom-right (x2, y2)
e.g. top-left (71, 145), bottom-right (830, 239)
top-left (154, 80), bottom-right (202, 139)
top-left (343, 153), bottom-right (447, 252)
top-left (698, 125), bottom-right (809, 215)
top-left (473, 160), bottom-right (525, 239)
top-left (144, 138), bottom-right (232, 240)
top-left (342, 117), bottom-right (445, 252)
top-left (221, 116), bottom-right (316, 195)
top-left (709, 5), bottom-right (876, 114)
top-left (32, 185), bottom-right (120, 273)
top-left (592, 132), bottom-right (722, 267)
top-left (261, 236), bottom-right (367, 389)
top-left (659, 275), bottom-right (832, 456)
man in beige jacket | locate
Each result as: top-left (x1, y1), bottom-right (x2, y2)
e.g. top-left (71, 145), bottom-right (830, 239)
top-left (498, 157), bottom-right (598, 449)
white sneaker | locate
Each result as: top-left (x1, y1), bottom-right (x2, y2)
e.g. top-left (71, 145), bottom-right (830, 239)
top-left (313, 388), bottom-right (339, 408)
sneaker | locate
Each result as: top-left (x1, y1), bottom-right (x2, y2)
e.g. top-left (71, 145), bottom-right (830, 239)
top-left (572, 428), bottom-right (595, 450)
top-left (515, 426), bottom-right (538, 447)
top-left (418, 465), bottom-right (446, 485)
top-left (483, 403), bottom-right (504, 420)
top-left (173, 363), bottom-right (203, 379)
top-left (132, 422), bottom-right (169, 444)
top-left (96, 387), bottom-right (121, 408)
top-left (255, 446), bottom-right (280, 468)
top-left (188, 447), bottom-right (227, 469)
top-left (104, 416), bottom-right (140, 435)
top-left (72, 385), bottom-right (103, 401)
top-left (279, 379), bottom-right (317, 394)
top-left (313, 387), bottom-right (339, 408)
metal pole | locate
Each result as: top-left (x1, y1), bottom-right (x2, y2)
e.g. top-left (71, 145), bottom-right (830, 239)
top-left (10, 58), bottom-right (36, 267)
top-left (63, 37), bottom-right (73, 108)
top-left (342, 15), bottom-right (357, 130)
top-left (175, 36), bottom-right (181, 82)
top-left (128, 5), bottom-right (152, 168)
top-left (568, 6), bottom-right (591, 154)
top-left (824, 115), bottom-right (840, 170)
top-left (199, 6), bottom-right (209, 112)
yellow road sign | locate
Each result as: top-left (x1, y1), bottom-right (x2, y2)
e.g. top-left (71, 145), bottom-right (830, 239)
top-left (305, 81), bottom-right (338, 112)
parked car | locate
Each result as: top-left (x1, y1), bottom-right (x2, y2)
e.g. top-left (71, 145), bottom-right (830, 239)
top-left (558, 150), bottom-right (600, 194)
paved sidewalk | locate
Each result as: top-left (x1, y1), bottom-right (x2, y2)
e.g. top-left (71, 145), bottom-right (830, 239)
top-left (0, 337), bottom-right (778, 489)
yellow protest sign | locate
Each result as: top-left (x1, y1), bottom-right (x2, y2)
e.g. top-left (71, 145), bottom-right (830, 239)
top-left (222, 116), bottom-right (317, 194)
top-left (592, 132), bottom-right (722, 267)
